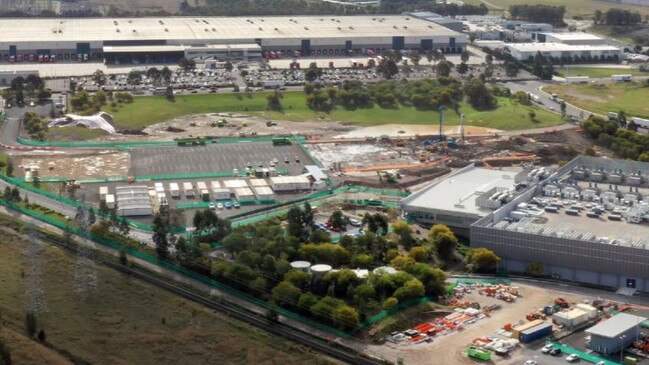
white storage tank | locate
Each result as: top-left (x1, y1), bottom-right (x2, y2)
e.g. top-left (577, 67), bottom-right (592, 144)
top-left (372, 266), bottom-right (397, 275)
top-left (310, 264), bottom-right (332, 276)
top-left (290, 261), bottom-right (312, 271)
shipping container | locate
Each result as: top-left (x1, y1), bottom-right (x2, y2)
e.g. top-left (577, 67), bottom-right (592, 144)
top-left (612, 74), bottom-right (632, 82)
top-left (183, 182), bottom-right (195, 197)
top-left (566, 209), bottom-right (579, 215)
top-left (519, 322), bottom-right (552, 343)
top-left (545, 206), bottom-right (559, 213)
top-left (512, 319), bottom-right (545, 339)
top-left (566, 76), bottom-right (589, 84)
top-left (212, 188), bottom-right (231, 200)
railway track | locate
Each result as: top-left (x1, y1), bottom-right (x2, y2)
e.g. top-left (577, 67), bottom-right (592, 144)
top-left (37, 231), bottom-right (386, 365)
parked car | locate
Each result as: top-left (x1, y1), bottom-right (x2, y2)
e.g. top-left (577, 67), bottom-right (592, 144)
top-left (525, 360), bottom-right (538, 365)
top-left (217, 203), bottom-right (224, 210)
top-left (566, 354), bottom-right (579, 362)
top-left (542, 344), bottom-right (554, 353)
top-left (550, 348), bottom-right (562, 356)
top-left (225, 202), bottom-right (232, 209)
top-left (233, 201), bottom-right (240, 209)
top-left (208, 202), bottom-right (216, 210)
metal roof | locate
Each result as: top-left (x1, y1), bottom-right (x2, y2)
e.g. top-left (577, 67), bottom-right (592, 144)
top-left (498, 42), bottom-right (620, 53)
top-left (541, 32), bottom-right (603, 41)
top-left (401, 165), bottom-right (517, 217)
top-left (0, 16), bottom-right (460, 44)
top-left (586, 313), bottom-right (647, 338)
top-left (303, 165), bottom-right (328, 181)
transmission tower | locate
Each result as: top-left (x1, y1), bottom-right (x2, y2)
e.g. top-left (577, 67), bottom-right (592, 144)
top-left (72, 194), bottom-right (98, 300)
top-left (24, 224), bottom-right (47, 314)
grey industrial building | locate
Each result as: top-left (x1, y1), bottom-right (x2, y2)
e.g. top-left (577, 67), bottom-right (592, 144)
top-left (0, 16), bottom-right (468, 64)
top-left (471, 156), bottom-right (649, 291)
top-left (586, 313), bottom-right (646, 355)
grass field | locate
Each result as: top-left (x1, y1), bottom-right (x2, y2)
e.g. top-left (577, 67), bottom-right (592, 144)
top-left (464, 0), bottom-right (649, 17)
top-left (0, 226), bottom-right (331, 365)
top-left (102, 92), bottom-right (563, 132)
top-left (556, 66), bottom-right (649, 78)
top-left (589, 25), bottom-right (649, 46)
top-left (545, 82), bottom-right (649, 118)
top-left (0, 328), bottom-right (72, 365)
top-left (46, 126), bottom-right (108, 141)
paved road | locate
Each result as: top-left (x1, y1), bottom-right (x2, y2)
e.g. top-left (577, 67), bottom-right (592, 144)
top-left (504, 80), bottom-right (595, 120)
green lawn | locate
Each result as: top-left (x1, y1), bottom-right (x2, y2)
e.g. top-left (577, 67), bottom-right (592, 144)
top-left (556, 66), bottom-right (649, 78)
top-left (464, 0), bottom-right (649, 16)
top-left (46, 126), bottom-right (108, 141)
top-left (103, 92), bottom-right (564, 132)
top-left (588, 25), bottom-right (649, 46)
top-left (545, 82), bottom-right (649, 118)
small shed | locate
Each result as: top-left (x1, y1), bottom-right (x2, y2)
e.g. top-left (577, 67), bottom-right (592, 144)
top-left (586, 313), bottom-right (647, 355)
top-left (253, 186), bottom-right (275, 200)
top-left (234, 187), bottom-right (255, 201)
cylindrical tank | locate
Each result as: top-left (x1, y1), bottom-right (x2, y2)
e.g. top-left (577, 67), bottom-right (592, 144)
top-left (290, 261), bottom-right (311, 271)
top-left (310, 264), bottom-right (332, 276)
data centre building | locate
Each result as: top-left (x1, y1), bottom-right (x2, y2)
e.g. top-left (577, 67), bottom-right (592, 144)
top-left (0, 15), bottom-right (468, 64)
top-left (471, 156), bottom-right (649, 291)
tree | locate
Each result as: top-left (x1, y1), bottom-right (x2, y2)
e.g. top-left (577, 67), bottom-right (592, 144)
top-left (224, 61), bottom-right (234, 72)
top-left (383, 297), bottom-right (398, 310)
top-left (127, 71), bottom-right (142, 85)
top-left (223, 232), bottom-right (247, 254)
top-left (146, 67), bottom-right (161, 84)
top-left (272, 281), bottom-right (302, 307)
top-left (485, 54), bottom-right (493, 65)
top-left (526, 262), bottom-right (544, 277)
top-left (532, 51), bottom-right (554, 80)
top-left (393, 221), bottom-right (415, 249)
top-left (456, 62), bottom-right (469, 76)
top-left (504, 61), bottom-right (519, 77)
top-left (305, 63), bottom-right (322, 82)
top-left (160, 66), bottom-right (173, 82)
top-left (429, 224), bottom-right (458, 258)
top-left (466, 248), bottom-right (501, 272)
top-left (25, 312), bottom-right (37, 338)
top-left (463, 78), bottom-right (497, 110)
top-left (266, 91), bottom-right (282, 111)
top-left (409, 246), bottom-right (429, 262)
top-left (286, 205), bottom-right (304, 239)
top-left (178, 57), bottom-right (196, 71)
top-left (584, 147), bottom-right (596, 156)
top-left (461, 50), bottom-right (470, 63)
top-left (560, 101), bottom-right (567, 117)
top-left (483, 65), bottom-right (494, 80)
top-left (393, 278), bottom-right (425, 301)
top-left (329, 210), bottom-right (346, 231)
top-left (408, 50), bottom-right (421, 66)
top-left (284, 270), bottom-right (312, 290)
top-left (528, 110), bottom-right (537, 121)
top-left (152, 213), bottom-right (170, 259)
top-left (377, 59), bottom-right (399, 79)
top-left (594, 9), bottom-right (602, 25)
top-left (435, 60), bottom-right (452, 77)
top-left (302, 202), bottom-right (314, 228)
top-left (92, 69), bottom-right (106, 86)
top-left (333, 304), bottom-right (359, 329)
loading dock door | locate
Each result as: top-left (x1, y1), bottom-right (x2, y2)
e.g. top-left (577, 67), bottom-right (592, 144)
top-left (627, 278), bottom-right (636, 288)
top-left (392, 36), bottom-right (405, 50)
top-left (301, 39), bottom-right (311, 55)
top-left (345, 40), bottom-right (352, 51)
top-left (420, 39), bottom-right (433, 50)
top-left (9, 45), bottom-right (16, 56)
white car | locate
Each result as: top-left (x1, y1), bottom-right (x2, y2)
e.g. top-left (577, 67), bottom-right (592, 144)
top-left (566, 354), bottom-right (580, 362)
top-left (596, 362), bottom-right (605, 365)
top-left (542, 344), bottom-right (554, 353)
top-left (217, 203), bottom-right (224, 210)
top-left (208, 202), bottom-right (216, 210)
top-left (525, 360), bottom-right (538, 365)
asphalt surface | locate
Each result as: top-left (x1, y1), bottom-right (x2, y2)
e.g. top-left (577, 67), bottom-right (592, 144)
top-left (504, 80), bottom-right (594, 120)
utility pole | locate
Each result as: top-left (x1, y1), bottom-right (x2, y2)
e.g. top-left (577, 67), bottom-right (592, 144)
top-left (25, 224), bottom-right (47, 314)
top-left (460, 113), bottom-right (466, 142)
top-left (73, 193), bottom-right (98, 300)
top-left (438, 105), bottom-right (446, 139)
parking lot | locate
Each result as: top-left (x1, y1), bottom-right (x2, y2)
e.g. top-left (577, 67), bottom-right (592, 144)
top-left (129, 142), bottom-right (314, 176)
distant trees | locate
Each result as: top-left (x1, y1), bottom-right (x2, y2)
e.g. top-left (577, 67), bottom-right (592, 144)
top-left (92, 69), bottom-right (107, 86)
top-left (465, 248), bottom-right (501, 273)
top-left (509, 4), bottom-right (566, 26)
top-left (595, 8), bottom-right (643, 26)
top-left (429, 224), bottom-right (458, 259)
top-left (178, 57), bottom-right (196, 71)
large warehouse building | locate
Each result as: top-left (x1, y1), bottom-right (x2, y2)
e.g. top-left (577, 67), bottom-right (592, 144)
top-left (471, 156), bottom-right (649, 291)
top-left (0, 16), bottom-right (468, 64)
top-left (477, 40), bottom-right (622, 61)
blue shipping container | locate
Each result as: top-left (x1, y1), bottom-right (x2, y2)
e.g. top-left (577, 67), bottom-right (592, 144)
top-left (519, 322), bottom-right (552, 343)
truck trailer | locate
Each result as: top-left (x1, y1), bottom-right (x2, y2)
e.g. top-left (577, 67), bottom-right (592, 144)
top-left (197, 182), bottom-right (209, 201)
top-left (169, 183), bottom-right (180, 198)
top-left (183, 182), bottom-right (195, 198)
top-left (611, 74), bottom-right (632, 82)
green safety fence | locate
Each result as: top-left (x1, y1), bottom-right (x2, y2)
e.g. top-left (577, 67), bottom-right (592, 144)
top-left (17, 135), bottom-right (306, 149)
top-left (547, 341), bottom-right (620, 365)
top-left (362, 296), bottom-right (437, 327)
top-left (297, 142), bottom-right (324, 168)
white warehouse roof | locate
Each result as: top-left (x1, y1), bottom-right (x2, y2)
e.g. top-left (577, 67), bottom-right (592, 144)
top-left (401, 165), bottom-right (517, 217)
top-left (586, 313), bottom-right (646, 338)
top-left (502, 42), bottom-right (620, 53)
top-left (541, 32), bottom-right (604, 41)
top-left (0, 15), bottom-right (461, 44)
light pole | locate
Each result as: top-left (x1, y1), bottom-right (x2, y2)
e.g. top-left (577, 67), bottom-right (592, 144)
top-left (619, 334), bottom-right (627, 365)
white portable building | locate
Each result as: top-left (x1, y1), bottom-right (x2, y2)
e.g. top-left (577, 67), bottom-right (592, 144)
top-left (270, 176), bottom-right (311, 191)
top-left (210, 181), bottom-right (222, 192)
top-left (154, 182), bottom-right (165, 194)
top-left (212, 188), bottom-right (231, 200)
top-left (234, 187), bottom-right (255, 201)
top-left (105, 194), bottom-right (115, 209)
top-left (253, 186), bottom-right (275, 200)
top-left (99, 186), bottom-right (108, 201)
